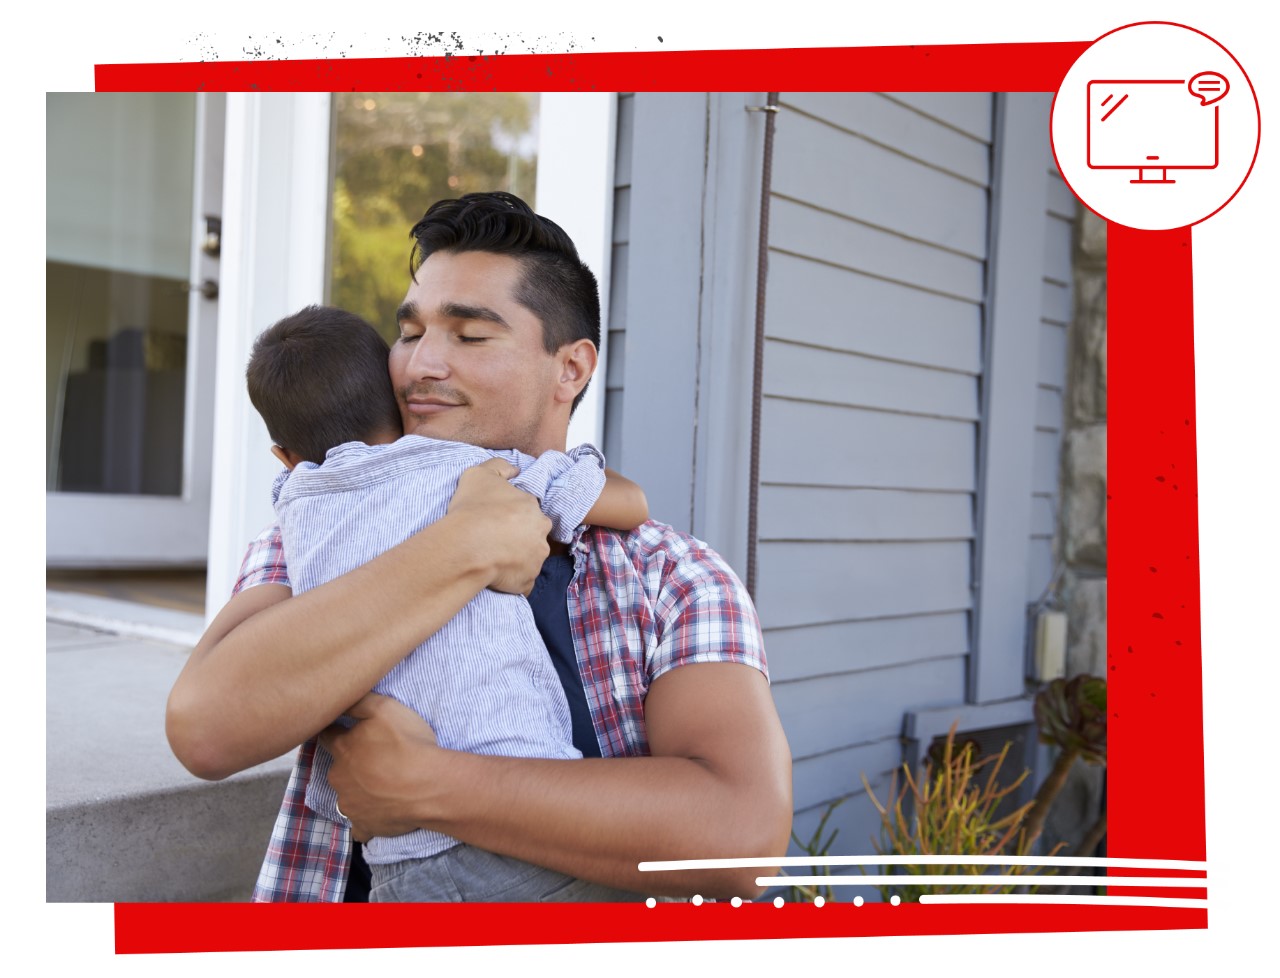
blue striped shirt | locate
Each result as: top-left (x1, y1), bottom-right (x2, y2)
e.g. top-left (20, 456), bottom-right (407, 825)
top-left (271, 434), bottom-right (605, 865)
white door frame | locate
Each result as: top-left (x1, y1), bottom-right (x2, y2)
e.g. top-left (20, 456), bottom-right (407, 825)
top-left (204, 93), bottom-right (332, 614)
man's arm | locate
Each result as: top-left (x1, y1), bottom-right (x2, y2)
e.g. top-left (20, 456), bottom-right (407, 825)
top-left (166, 458), bottom-right (553, 781)
top-left (320, 662), bottom-right (793, 898)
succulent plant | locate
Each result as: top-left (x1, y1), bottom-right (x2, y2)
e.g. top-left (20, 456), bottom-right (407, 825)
top-left (1034, 675), bottom-right (1107, 765)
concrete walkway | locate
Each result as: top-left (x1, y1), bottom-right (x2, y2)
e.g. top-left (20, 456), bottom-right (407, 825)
top-left (46, 595), bottom-right (295, 902)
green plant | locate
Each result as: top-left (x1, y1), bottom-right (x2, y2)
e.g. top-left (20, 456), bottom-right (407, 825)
top-left (1025, 674), bottom-right (1108, 853)
top-left (784, 797), bottom-right (844, 903)
top-left (862, 724), bottom-right (1052, 903)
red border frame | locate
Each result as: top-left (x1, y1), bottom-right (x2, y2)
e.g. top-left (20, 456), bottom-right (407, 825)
top-left (99, 41), bottom-right (1208, 952)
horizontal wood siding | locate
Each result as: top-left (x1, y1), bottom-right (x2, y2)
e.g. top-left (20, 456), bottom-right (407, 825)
top-left (764, 93), bottom-right (994, 846)
top-left (1027, 167), bottom-right (1077, 604)
top-left (602, 94), bottom-right (633, 468)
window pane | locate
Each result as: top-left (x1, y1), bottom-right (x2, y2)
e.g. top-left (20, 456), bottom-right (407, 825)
top-left (46, 94), bottom-right (196, 496)
top-left (329, 92), bottom-right (540, 341)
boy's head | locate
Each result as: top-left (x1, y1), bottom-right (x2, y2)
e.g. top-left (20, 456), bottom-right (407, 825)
top-left (247, 305), bottom-right (402, 467)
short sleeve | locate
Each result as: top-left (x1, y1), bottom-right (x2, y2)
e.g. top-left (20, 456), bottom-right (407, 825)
top-left (648, 546), bottom-right (769, 684)
top-left (232, 523), bottom-right (291, 595)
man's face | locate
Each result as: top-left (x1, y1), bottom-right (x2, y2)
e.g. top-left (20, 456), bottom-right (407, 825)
top-left (389, 250), bottom-right (563, 455)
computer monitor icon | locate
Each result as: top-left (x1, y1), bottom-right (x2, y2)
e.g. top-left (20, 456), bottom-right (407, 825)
top-left (1087, 79), bottom-right (1221, 185)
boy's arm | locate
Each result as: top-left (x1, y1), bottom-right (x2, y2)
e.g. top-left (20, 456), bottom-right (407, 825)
top-left (166, 458), bottom-right (553, 780)
top-left (584, 468), bottom-right (649, 531)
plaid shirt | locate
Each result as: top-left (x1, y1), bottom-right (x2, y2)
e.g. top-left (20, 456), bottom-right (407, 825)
top-left (236, 519), bottom-right (768, 902)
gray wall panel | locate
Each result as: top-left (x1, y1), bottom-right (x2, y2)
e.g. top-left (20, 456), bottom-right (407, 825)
top-left (756, 541), bottom-right (973, 628)
top-left (765, 251), bottom-right (982, 372)
top-left (1036, 386), bottom-right (1064, 429)
top-left (763, 339), bottom-right (979, 420)
top-left (881, 92), bottom-right (995, 142)
top-left (758, 485), bottom-right (973, 542)
top-left (1037, 321), bottom-right (1068, 387)
top-left (768, 196), bottom-right (986, 302)
top-left (1026, 536), bottom-right (1054, 604)
top-left (772, 110), bottom-right (990, 259)
top-left (784, 92), bottom-right (991, 185)
top-left (1042, 280), bottom-right (1071, 325)
top-left (760, 399), bottom-right (977, 492)
top-left (792, 737), bottom-right (904, 811)
top-left (765, 612), bottom-right (971, 683)
top-left (773, 656), bottom-right (966, 758)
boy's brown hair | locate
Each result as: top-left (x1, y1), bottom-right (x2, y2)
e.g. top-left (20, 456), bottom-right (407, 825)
top-left (247, 305), bottom-right (401, 464)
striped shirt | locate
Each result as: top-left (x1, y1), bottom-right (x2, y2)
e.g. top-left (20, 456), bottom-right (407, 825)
top-left (273, 435), bottom-right (604, 865)
top-left (241, 497), bottom-right (769, 901)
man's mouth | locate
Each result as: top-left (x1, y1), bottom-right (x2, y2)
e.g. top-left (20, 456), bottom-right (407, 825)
top-left (402, 391), bottom-right (466, 417)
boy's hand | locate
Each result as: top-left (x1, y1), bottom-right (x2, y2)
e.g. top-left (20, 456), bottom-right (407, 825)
top-left (320, 693), bottom-right (440, 842)
top-left (446, 458), bottom-right (550, 595)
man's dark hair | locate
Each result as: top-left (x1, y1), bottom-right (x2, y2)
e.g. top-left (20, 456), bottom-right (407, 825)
top-left (409, 191), bottom-right (601, 412)
top-left (247, 305), bottom-right (402, 465)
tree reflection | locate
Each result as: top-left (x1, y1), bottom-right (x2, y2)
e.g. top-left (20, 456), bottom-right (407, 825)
top-left (330, 92), bottom-right (539, 341)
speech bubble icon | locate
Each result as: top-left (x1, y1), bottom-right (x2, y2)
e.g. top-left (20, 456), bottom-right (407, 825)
top-left (1188, 71), bottom-right (1229, 106)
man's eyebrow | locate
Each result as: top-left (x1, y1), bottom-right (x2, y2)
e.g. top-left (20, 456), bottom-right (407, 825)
top-left (395, 300), bottom-right (418, 325)
top-left (438, 301), bottom-right (511, 330)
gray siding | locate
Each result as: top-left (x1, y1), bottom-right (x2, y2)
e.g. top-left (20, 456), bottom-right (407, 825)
top-left (1028, 167), bottom-right (1078, 603)
top-left (761, 92), bottom-right (994, 853)
top-left (602, 93), bottom-right (633, 468)
top-left (610, 92), bottom-right (1071, 873)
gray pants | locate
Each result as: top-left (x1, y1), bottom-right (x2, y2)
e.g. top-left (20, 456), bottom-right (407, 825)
top-left (369, 844), bottom-right (658, 903)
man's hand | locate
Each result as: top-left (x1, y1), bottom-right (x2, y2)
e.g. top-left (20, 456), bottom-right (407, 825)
top-left (318, 692), bottom-right (441, 842)
top-left (447, 458), bottom-right (551, 596)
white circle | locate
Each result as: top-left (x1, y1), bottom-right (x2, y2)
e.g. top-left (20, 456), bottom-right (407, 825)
top-left (814, 896), bottom-right (825, 908)
top-left (730, 896), bottom-right (743, 908)
top-left (1050, 22), bottom-right (1259, 230)
top-left (853, 896), bottom-right (864, 907)
top-left (773, 896), bottom-right (785, 908)
top-left (645, 897), bottom-right (656, 908)
top-left (890, 895), bottom-right (901, 906)
top-left (691, 894), bottom-right (703, 906)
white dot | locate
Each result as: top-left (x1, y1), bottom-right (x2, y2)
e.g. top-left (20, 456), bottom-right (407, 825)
top-left (645, 897), bottom-right (656, 908)
top-left (691, 894), bottom-right (703, 906)
top-left (814, 896), bottom-right (825, 907)
top-left (890, 895), bottom-right (901, 906)
top-left (853, 896), bottom-right (864, 907)
top-left (773, 896), bottom-right (785, 908)
top-left (730, 897), bottom-right (743, 908)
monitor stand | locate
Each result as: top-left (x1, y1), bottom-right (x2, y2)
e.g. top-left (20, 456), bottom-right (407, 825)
top-left (1131, 167), bottom-right (1175, 184)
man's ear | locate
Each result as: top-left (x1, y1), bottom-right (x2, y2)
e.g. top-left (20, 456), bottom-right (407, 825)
top-left (270, 444), bottom-right (303, 471)
top-left (554, 339), bottom-right (598, 406)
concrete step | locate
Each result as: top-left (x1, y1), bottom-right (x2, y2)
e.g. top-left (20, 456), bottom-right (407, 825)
top-left (46, 616), bottom-right (295, 902)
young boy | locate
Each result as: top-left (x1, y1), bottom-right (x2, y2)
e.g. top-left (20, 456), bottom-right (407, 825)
top-left (246, 304), bottom-right (650, 902)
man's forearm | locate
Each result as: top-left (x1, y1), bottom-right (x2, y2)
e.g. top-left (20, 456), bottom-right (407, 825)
top-left (324, 664), bottom-right (794, 897)
top-left (420, 752), bottom-right (791, 897)
top-left (166, 513), bottom-right (492, 779)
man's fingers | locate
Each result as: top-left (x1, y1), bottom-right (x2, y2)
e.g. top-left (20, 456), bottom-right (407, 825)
top-left (342, 691), bottom-right (395, 721)
top-left (474, 456), bottom-right (519, 480)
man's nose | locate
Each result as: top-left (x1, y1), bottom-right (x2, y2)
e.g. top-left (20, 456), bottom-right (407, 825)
top-left (404, 328), bottom-right (451, 380)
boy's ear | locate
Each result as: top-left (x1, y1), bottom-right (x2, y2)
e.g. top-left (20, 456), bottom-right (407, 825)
top-left (270, 445), bottom-right (303, 471)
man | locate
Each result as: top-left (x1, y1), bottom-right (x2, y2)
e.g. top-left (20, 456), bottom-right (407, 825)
top-left (166, 191), bottom-right (793, 901)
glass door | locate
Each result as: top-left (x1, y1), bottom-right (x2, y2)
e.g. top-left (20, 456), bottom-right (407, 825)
top-left (46, 93), bottom-right (224, 566)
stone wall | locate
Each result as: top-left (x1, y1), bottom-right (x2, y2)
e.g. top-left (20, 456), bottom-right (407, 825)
top-left (1043, 207), bottom-right (1108, 857)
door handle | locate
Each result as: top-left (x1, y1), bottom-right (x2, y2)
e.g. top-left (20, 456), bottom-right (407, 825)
top-left (184, 279), bottom-right (219, 300)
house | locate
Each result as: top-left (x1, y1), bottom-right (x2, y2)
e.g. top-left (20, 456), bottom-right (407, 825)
top-left (46, 91), bottom-right (1101, 899)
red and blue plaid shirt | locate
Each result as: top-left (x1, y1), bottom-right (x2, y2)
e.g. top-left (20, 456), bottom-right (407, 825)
top-left (236, 519), bottom-right (769, 902)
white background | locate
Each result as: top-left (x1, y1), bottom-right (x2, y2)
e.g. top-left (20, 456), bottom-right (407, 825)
top-left (18, 2), bottom-right (1272, 973)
